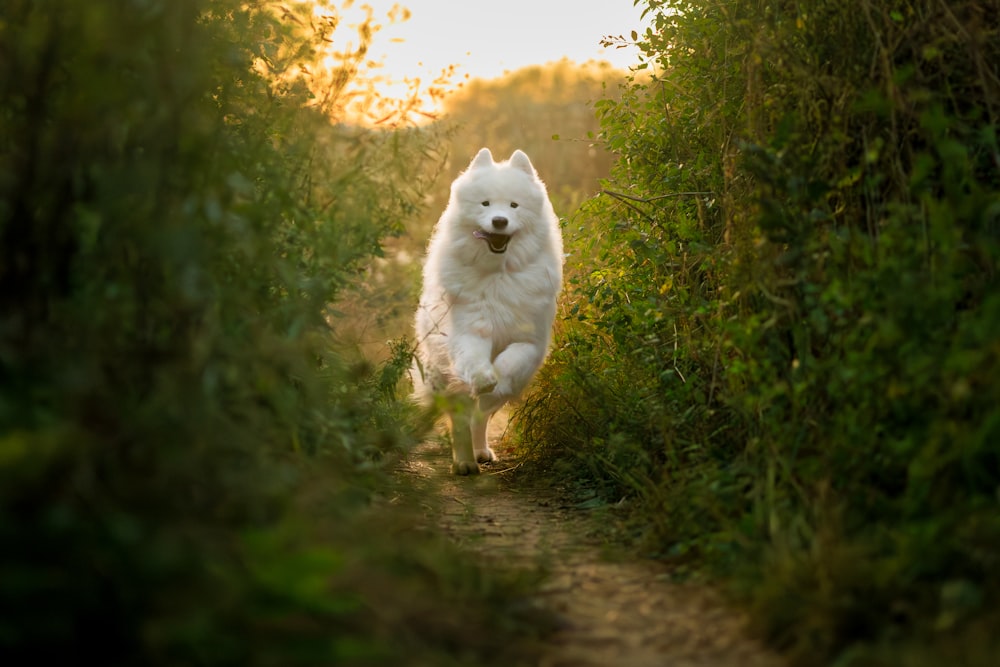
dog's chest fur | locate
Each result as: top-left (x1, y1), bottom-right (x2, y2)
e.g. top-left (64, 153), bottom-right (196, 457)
top-left (442, 256), bottom-right (555, 349)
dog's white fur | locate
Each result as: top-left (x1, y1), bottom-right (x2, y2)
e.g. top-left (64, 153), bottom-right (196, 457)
top-left (412, 148), bottom-right (563, 474)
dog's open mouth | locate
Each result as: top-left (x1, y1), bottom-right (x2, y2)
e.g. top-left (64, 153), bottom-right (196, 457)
top-left (473, 230), bottom-right (511, 254)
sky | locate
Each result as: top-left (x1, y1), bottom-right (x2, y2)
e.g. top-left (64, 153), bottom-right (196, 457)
top-left (362, 0), bottom-right (650, 81)
top-left (316, 0), bottom-right (651, 114)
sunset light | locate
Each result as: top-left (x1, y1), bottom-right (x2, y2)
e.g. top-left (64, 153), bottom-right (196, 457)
top-left (301, 0), bottom-right (650, 124)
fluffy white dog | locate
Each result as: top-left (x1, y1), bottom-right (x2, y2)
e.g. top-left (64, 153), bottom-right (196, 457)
top-left (412, 148), bottom-right (563, 474)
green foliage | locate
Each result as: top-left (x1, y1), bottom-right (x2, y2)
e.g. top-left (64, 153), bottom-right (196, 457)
top-left (0, 2), bottom-right (541, 664)
top-left (517, 0), bottom-right (1000, 662)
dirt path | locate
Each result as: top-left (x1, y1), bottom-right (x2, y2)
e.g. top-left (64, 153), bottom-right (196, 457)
top-left (403, 413), bottom-right (785, 667)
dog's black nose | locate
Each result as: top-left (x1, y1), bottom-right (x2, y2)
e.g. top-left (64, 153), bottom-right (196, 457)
top-left (491, 216), bottom-right (508, 229)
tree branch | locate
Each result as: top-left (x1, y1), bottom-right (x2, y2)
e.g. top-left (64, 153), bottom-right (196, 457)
top-left (601, 189), bottom-right (714, 203)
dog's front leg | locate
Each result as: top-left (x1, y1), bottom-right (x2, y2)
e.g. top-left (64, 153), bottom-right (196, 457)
top-left (471, 405), bottom-right (498, 464)
top-left (450, 333), bottom-right (497, 395)
top-left (448, 396), bottom-right (480, 475)
top-left (468, 343), bottom-right (543, 465)
top-left (489, 342), bottom-right (545, 398)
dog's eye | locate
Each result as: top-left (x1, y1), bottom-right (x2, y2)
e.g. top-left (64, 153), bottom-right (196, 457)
top-left (481, 201), bottom-right (490, 207)
top-left (510, 202), bottom-right (519, 208)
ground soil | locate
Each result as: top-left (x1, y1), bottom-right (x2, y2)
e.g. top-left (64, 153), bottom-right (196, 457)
top-left (402, 411), bottom-right (786, 667)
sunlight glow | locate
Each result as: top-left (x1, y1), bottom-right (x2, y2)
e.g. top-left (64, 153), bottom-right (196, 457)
top-left (297, 0), bottom-right (650, 125)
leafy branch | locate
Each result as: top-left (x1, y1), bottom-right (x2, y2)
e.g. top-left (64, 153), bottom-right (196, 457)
top-left (600, 188), bottom-right (714, 223)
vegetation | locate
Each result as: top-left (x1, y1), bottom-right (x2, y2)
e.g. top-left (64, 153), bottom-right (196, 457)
top-left (516, 0), bottom-right (1000, 663)
top-left (0, 1), bottom-right (545, 664)
top-left (7, 0), bottom-right (996, 664)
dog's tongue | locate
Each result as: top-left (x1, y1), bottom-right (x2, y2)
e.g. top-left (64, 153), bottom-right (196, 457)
top-left (473, 230), bottom-right (510, 254)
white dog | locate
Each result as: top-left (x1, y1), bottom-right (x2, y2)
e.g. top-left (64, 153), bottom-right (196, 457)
top-left (412, 148), bottom-right (563, 475)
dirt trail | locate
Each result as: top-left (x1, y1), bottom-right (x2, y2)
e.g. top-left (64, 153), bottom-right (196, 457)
top-left (403, 413), bottom-right (785, 667)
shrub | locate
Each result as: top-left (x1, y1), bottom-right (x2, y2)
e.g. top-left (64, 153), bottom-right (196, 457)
top-left (517, 0), bottom-right (1000, 662)
top-left (0, 2), bottom-right (536, 664)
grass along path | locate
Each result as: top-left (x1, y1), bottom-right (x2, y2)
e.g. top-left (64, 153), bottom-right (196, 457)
top-left (401, 411), bottom-right (785, 667)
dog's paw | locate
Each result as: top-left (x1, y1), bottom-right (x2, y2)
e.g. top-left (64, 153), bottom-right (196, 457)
top-left (451, 460), bottom-right (481, 476)
top-left (469, 367), bottom-right (498, 395)
top-left (475, 446), bottom-right (497, 464)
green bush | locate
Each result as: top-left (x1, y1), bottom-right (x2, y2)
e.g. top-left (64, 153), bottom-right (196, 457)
top-left (0, 2), bottom-right (540, 665)
top-left (517, 0), bottom-right (1000, 662)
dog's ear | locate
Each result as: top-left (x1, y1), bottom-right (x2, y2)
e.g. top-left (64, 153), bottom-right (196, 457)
top-left (508, 150), bottom-right (537, 177)
top-left (469, 148), bottom-right (494, 170)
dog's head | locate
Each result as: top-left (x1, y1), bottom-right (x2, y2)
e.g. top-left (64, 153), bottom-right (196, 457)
top-left (449, 148), bottom-right (549, 255)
